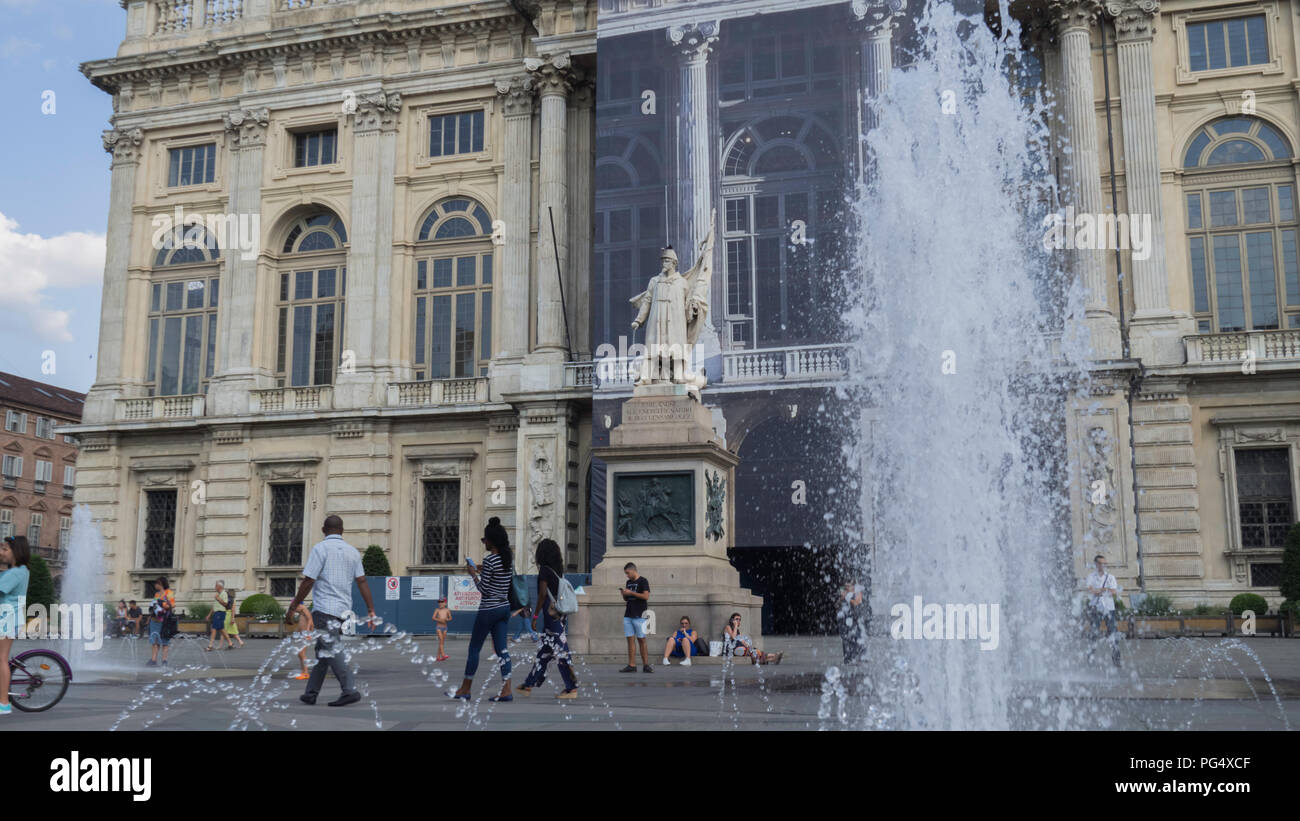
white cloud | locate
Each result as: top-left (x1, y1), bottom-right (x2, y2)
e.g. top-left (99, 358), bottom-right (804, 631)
top-left (1, 36), bottom-right (40, 60)
top-left (0, 213), bottom-right (104, 343)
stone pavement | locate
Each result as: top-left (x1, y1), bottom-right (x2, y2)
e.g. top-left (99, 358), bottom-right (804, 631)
top-left (6, 634), bottom-right (1300, 730)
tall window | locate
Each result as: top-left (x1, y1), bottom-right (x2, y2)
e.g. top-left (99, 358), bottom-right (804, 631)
top-left (268, 483), bottom-right (305, 565)
top-left (721, 115), bottom-right (843, 347)
top-left (428, 111), bottom-right (485, 157)
top-left (63, 465), bottom-right (75, 487)
top-left (150, 224), bottom-right (221, 396)
top-left (1235, 448), bottom-right (1293, 550)
top-left (276, 212), bottom-right (348, 387)
top-left (4, 411), bottom-right (27, 433)
top-left (0, 509), bottom-right (11, 539)
top-left (27, 512), bottom-right (41, 546)
top-left (34, 417), bottom-right (54, 439)
top-left (294, 129), bottom-right (337, 167)
top-left (58, 516), bottom-right (70, 550)
top-left (1184, 118), bottom-right (1297, 333)
top-left (412, 198), bottom-right (494, 380)
top-left (34, 460), bottom-right (52, 487)
top-left (1, 455), bottom-right (22, 478)
top-left (421, 480), bottom-right (459, 564)
top-left (1187, 15), bottom-right (1269, 73)
top-left (143, 489), bottom-right (177, 568)
top-left (167, 143), bottom-right (216, 187)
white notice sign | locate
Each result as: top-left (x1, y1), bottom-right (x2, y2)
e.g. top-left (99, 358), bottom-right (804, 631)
top-left (411, 577), bottom-right (442, 601)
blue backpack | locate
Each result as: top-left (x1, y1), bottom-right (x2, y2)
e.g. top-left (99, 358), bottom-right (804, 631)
top-left (509, 573), bottom-right (529, 611)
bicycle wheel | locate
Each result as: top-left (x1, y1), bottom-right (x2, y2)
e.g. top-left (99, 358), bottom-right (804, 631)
top-left (9, 650), bottom-right (71, 712)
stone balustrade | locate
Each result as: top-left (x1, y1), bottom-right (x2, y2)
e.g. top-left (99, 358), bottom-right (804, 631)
top-left (386, 377), bottom-right (488, 407)
top-left (1185, 330), bottom-right (1300, 366)
top-left (249, 386), bottom-right (333, 413)
top-left (114, 394), bottom-right (206, 421)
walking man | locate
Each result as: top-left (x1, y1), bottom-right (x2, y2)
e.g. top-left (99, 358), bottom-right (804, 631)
top-left (288, 515), bottom-right (376, 706)
top-left (1085, 554), bottom-right (1122, 668)
top-left (619, 562), bottom-right (652, 673)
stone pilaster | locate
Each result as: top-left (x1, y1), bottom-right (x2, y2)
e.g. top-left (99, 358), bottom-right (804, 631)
top-left (527, 54), bottom-right (577, 360)
top-left (209, 107), bottom-right (270, 417)
top-left (83, 127), bottom-right (145, 424)
top-left (494, 76), bottom-right (535, 367)
top-left (337, 90), bottom-right (402, 408)
top-left (1049, 0), bottom-right (1123, 359)
top-left (569, 79), bottom-right (595, 358)
top-left (668, 22), bottom-right (719, 261)
top-left (1106, 0), bottom-right (1189, 366)
top-left (852, 0), bottom-right (904, 157)
top-left (515, 402), bottom-right (578, 572)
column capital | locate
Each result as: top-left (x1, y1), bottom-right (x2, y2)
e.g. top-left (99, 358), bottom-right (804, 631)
top-left (525, 52), bottom-right (581, 98)
top-left (495, 75), bottom-right (536, 118)
top-left (1046, 0), bottom-right (1104, 35)
top-left (851, 0), bottom-right (906, 37)
top-left (1104, 0), bottom-right (1159, 41)
top-left (667, 21), bottom-right (720, 61)
top-left (351, 90), bottom-right (402, 134)
top-left (101, 127), bottom-right (144, 165)
top-left (221, 107), bottom-right (270, 149)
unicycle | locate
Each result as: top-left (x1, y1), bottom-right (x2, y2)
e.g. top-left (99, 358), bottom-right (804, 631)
top-left (9, 649), bottom-right (72, 712)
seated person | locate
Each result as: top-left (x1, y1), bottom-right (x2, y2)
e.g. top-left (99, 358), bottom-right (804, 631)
top-left (662, 616), bottom-right (699, 666)
top-left (113, 600), bottom-right (129, 636)
top-left (127, 600), bottom-right (144, 636)
top-left (723, 612), bottom-right (782, 665)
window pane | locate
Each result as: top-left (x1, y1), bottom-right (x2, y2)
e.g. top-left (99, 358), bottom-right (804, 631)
top-left (209, 278), bottom-right (219, 307)
top-left (314, 304), bottom-right (335, 385)
top-left (268, 483), bottom-right (306, 565)
top-left (752, 36), bottom-right (777, 81)
top-left (1213, 235), bottom-right (1245, 331)
top-left (482, 253), bottom-right (492, 284)
top-left (204, 144), bottom-right (215, 183)
top-left (727, 239), bottom-right (752, 316)
top-left (1210, 190), bottom-right (1238, 227)
top-left (609, 209), bottom-right (632, 243)
top-left (1280, 186), bottom-right (1296, 223)
top-left (276, 307), bottom-right (287, 374)
top-left (1208, 140), bottom-right (1267, 165)
top-left (166, 281), bottom-right (184, 311)
top-left (182, 314), bottom-right (202, 395)
top-left (455, 293), bottom-right (475, 378)
top-left (168, 149), bottom-right (180, 187)
top-left (317, 268), bottom-right (336, 298)
top-left (160, 316), bottom-right (182, 395)
top-left (1188, 22), bottom-right (1207, 72)
top-left (756, 195), bottom-right (780, 230)
top-left (456, 256), bottom-right (476, 287)
top-left (780, 33), bottom-right (804, 79)
top-left (415, 296), bottom-right (426, 365)
top-left (1247, 15), bottom-right (1268, 65)
top-left (147, 318), bottom-right (159, 383)
top-left (1186, 193), bottom-right (1203, 229)
top-left (429, 115), bottom-right (443, 157)
top-left (295, 270), bottom-right (313, 300)
top-left (152, 283), bottom-right (162, 312)
top-left (480, 292), bottom-right (492, 361)
top-left (206, 313), bottom-right (217, 379)
top-left (726, 198), bottom-right (749, 232)
top-left (1206, 21), bottom-right (1227, 70)
top-left (430, 295), bottom-right (451, 379)
top-left (754, 236), bottom-right (782, 344)
top-left (1189, 237), bottom-right (1210, 314)
top-left (1242, 187), bottom-right (1272, 224)
top-left (433, 258), bottom-right (453, 288)
top-left (1283, 230), bottom-right (1300, 305)
top-left (1226, 17), bottom-right (1248, 67)
top-left (291, 305), bottom-right (312, 386)
top-left (417, 259), bottom-right (427, 290)
top-left (1245, 231), bottom-right (1279, 329)
top-left (186, 279), bottom-right (205, 309)
top-left (322, 131), bottom-right (336, 164)
top-left (1184, 131), bottom-right (1211, 167)
top-left (472, 110), bottom-right (484, 153)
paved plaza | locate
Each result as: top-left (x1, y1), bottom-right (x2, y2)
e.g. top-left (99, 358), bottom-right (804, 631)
top-left (6, 634), bottom-right (1300, 730)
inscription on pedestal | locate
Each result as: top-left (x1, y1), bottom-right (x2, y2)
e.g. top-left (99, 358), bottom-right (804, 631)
top-left (613, 470), bottom-right (694, 545)
top-left (623, 400), bottom-right (698, 425)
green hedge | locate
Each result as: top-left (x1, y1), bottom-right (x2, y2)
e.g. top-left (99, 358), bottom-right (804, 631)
top-left (363, 545), bottom-right (391, 577)
top-left (1229, 593), bottom-right (1268, 616)
top-left (239, 593), bottom-right (284, 620)
top-left (187, 603), bottom-right (213, 621)
top-left (27, 556), bottom-right (55, 614)
top-left (1281, 523), bottom-right (1300, 604)
top-left (1132, 593), bottom-right (1174, 616)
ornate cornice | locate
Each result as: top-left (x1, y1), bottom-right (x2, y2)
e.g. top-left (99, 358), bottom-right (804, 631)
top-left (524, 52), bottom-right (580, 98)
top-left (352, 90), bottom-right (402, 134)
top-left (851, 0), bottom-right (906, 37)
top-left (222, 107), bottom-right (270, 149)
top-left (101, 126), bottom-right (144, 165)
top-left (1047, 0), bottom-right (1104, 34)
top-left (495, 75), bottom-right (536, 118)
top-left (667, 21), bottom-right (720, 62)
top-left (1104, 0), bottom-right (1159, 41)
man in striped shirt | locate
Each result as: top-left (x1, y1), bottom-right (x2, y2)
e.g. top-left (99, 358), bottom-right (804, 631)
top-left (288, 515), bottom-right (376, 707)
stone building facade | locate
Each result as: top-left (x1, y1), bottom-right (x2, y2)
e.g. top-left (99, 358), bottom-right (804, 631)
top-left (0, 372), bottom-right (85, 584)
top-left (74, 0), bottom-right (595, 604)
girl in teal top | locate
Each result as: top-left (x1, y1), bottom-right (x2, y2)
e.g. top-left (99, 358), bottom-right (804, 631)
top-left (0, 535), bottom-right (32, 716)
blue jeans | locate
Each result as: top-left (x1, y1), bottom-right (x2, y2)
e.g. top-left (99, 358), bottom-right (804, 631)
top-left (464, 605), bottom-right (511, 679)
top-left (522, 613), bottom-right (576, 691)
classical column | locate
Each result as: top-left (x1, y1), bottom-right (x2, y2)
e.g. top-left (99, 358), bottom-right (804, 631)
top-left (527, 54), bottom-right (578, 356)
top-left (1050, 0), bottom-right (1122, 359)
top-left (83, 127), bottom-right (145, 424)
top-left (569, 79), bottom-right (595, 358)
top-left (338, 90), bottom-right (402, 408)
top-left (209, 107), bottom-right (269, 417)
top-left (495, 75), bottom-right (535, 362)
top-left (852, 0), bottom-right (905, 171)
top-left (668, 22), bottom-right (719, 259)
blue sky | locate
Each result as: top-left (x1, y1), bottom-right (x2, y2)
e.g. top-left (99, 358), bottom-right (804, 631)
top-left (0, 0), bottom-right (124, 394)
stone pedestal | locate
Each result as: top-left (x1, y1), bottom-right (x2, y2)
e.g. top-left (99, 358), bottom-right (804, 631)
top-left (570, 387), bottom-right (762, 655)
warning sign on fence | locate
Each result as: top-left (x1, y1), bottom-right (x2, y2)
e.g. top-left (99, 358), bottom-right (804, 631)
top-left (448, 575), bottom-right (481, 611)
top-left (385, 576), bottom-right (400, 601)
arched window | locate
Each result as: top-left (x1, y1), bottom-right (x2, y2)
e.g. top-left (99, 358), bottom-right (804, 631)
top-left (148, 223), bottom-right (221, 396)
top-left (595, 135), bottom-right (663, 192)
top-left (412, 197), bottom-right (495, 380)
top-left (275, 209), bottom-right (347, 387)
top-left (1182, 117), bottom-right (1299, 333)
top-left (721, 115), bottom-right (843, 348)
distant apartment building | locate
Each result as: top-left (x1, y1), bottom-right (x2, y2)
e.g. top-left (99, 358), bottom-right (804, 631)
top-left (0, 372), bottom-right (86, 583)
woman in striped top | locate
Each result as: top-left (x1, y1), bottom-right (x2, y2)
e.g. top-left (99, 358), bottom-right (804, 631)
top-left (449, 517), bottom-right (515, 702)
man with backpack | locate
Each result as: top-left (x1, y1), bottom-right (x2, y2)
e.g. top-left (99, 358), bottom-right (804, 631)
top-left (516, 539), bottom-right (579, 699)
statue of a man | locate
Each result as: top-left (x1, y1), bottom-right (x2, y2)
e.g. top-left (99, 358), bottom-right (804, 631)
top-left (630, 209), bottom-right (715, 397)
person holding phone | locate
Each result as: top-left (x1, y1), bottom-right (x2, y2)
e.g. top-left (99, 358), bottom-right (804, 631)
top-left (448, 517), bottom-right (515, 702)
top-left (619, 563), bottom-right (651, 673)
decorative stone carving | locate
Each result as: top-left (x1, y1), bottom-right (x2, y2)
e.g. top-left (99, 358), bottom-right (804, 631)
top-left (613, 472), bottom-right (694, 545)
top-left (1104, 0), bottom-right (1159, 41)
top-left (352, 90), bottom-right (402, 134)
top-left (1235, 428), bottom-right (1285, 444)
top-left (705, 469), bottom-right (725, 542)
top-left (667, 21), bottom-right (719, 61)
top-left (1047, 0), bottom-right (1104, 33)
top-left (102, 127), bottom-right (144, 165)
top-left (1083, 425), bottom-right (1119, 547)
top-left (525, 52), bottom-right (579, 97)
top-left (495, 75), bottom-right (535, 117)
top-left (528, 442), bottom-right (555, 546)
top-left (222, 107), bottom-right (270, 150)
top-left (851, 0), bottom-right (907, 34)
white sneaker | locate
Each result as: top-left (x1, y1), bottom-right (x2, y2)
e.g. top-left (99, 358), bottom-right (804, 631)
top-left (662, 658), bottom-right (671, 666)
top-left (681, 658), bottom-right (692, 666)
